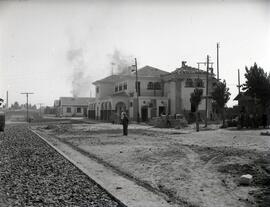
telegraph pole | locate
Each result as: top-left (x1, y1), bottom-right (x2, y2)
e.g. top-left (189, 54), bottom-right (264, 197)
top-left (37, 103), bottom-right (43, 116)
top-left (134, 58), bottom-right (140, 123)
top-left (217, 43), bottom-right (220, 81)
top-left (197, 56), bottom-right (213, 128)
top-left (237, 69), bottom-right (241, 94)
top-left (197, 61), bottom-right (213, 70)
top-left (21, 92), bottom-right (34, 122)
top-left (205, 55), bottom-right (210, 127)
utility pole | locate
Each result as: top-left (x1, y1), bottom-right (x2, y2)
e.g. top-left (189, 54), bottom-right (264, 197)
top-left (197, 61), bottom-right (213, 70)
top-left (197, 56), bottom-right (213, 128)
top-left (237, 69), bottom-right (241, 94)
top-left (217, 43), bottom-right (220, 81)
top-left (21, 92), bottom-right (34, 123)
top-left (205, 55), bottom-right (210, 127)
top-left (134, 58), bottom-right (140, 123)
top-left (37, 103), bottom-right (43, 116)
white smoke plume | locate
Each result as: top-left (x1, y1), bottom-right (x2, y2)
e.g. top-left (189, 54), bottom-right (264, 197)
top-left (110, 49), bottom-right (134, 75)
top-left (67, 48), bottom-right (91, 97)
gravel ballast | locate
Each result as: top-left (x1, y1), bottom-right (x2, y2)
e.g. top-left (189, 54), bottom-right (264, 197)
top-left (0, 125), bottom-right (122, 207)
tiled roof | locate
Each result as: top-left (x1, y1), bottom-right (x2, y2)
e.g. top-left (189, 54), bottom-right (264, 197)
top-left (137, 65), bottom-right (169, 76)
top-left (59, 97), bottom-right (94, 106)
top-left (171, 65), bottom-right (207, 75)
top-left (93, 65), bottom-right (168, 84)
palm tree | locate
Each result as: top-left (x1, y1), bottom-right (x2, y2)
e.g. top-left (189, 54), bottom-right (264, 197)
top-left (190, 88), bottom-right (203, 131)
top-left (211, 80), bottom-right (230, 127)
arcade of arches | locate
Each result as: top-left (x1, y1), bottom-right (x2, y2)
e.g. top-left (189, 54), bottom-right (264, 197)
top-left (88, 101), bottom-right (128, 121)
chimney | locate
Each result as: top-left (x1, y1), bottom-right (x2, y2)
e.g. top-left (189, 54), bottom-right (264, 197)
top-left (182, 61), bottom-right (187, 67)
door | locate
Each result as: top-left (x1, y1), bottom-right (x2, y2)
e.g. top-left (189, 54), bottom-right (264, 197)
top-left (159, 106), bottom-right (165, 116)
top-left (141, 106), bottom-right (148, 122)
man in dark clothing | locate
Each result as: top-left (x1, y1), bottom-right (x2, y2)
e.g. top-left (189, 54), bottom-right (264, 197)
top-left (262, 113), bottom-right (268, 129)
top-left (122, 113), bottom-right (129, 136)
top-left (166, 114), bottom-right (171, 128)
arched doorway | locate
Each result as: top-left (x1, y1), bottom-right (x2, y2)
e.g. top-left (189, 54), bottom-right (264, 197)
top-left (107, 102), bottom-right (112, 121)
top-left (101, 103), bottom-right (104, 120)
top-left (115, 102), bottom-right (127, 116)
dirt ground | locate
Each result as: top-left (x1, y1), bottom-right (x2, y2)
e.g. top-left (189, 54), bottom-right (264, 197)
top-left (37, 123), bottom-right (270, 207)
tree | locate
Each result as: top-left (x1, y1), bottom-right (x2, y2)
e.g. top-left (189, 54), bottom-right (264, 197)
top-left (211, 80), bottom-right (231, 127)
top-left (12, 101), bottom-right (20, 109)
top-left (243, 63), bottom-right (270, 111)
top-left (190, 88), bottom-right (203, 131)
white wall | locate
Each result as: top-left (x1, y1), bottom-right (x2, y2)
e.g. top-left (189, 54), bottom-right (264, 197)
top-left (96, 83), bottom-right (114, 99)
top-left (61, 106), bottom-right (86, 117)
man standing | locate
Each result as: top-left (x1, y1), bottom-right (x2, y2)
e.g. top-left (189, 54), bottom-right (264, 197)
top-left (262, 113), bottom-right (268, 129)
top-left (122, 112), bottom-right (129, 136)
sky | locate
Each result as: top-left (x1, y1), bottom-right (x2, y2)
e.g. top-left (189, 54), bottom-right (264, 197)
top-left (0, 0), bottom-right (269, 107)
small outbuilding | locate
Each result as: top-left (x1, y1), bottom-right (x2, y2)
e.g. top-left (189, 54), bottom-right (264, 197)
top-left (55, 97), bottom-right (94, 117)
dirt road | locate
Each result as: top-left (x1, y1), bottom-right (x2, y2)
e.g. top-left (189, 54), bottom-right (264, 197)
top-left (36, 122), bottom-right (270, 207)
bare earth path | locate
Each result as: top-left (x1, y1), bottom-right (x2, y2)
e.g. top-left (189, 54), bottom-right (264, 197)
top-left (34, 122), bottom-right (270, 207)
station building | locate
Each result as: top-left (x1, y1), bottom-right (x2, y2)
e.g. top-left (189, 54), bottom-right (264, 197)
top-left (88, 62), bottom-right (217, 122)
top-left (88, 66), bottom-right (169, 122)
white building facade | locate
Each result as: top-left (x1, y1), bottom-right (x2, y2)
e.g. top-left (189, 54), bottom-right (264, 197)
top-left (88, 62), bottom-right (217, 122)
top-left (88, 66), bottom-right (169, 122)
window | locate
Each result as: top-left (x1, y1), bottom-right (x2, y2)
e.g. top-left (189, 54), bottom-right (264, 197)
top-left (130, 101), bottom-right (133, 107)
top-left (66, 107), bottom-right (71, 113)
top-left (77, 107), bottom-right (81, 113)
top-left (115, 85), bottom-right (118, 92)
top-left (96, 86), bottom-right (99, 93)
top-left (195, 78), bottom-right (204, 88)
top-left (185, 78), bottom-right (193, 87)
top-left (123, 82), bottom-right (127, 90)
top-left (147, 82), bottom-right (153, 90)
top-left (154, 82), bottom-right (161, 90)
top-left (119, 83), bottom-right (123, 91)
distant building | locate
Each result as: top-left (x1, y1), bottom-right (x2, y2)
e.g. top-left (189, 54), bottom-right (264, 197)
top-left (89, 62), bottom-right (217, 122)
top-left (55, 97), bottom-right (94, 117)
top-left (233, 92), bottom-right (262, 115)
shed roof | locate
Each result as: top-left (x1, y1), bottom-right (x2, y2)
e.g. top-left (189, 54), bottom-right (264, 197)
top-left (137, 65), bottom-right (169, 76)
top-left (233, 93), bottom-right (254, 101)
top-left (59, 97), bottom-right (94, 106)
